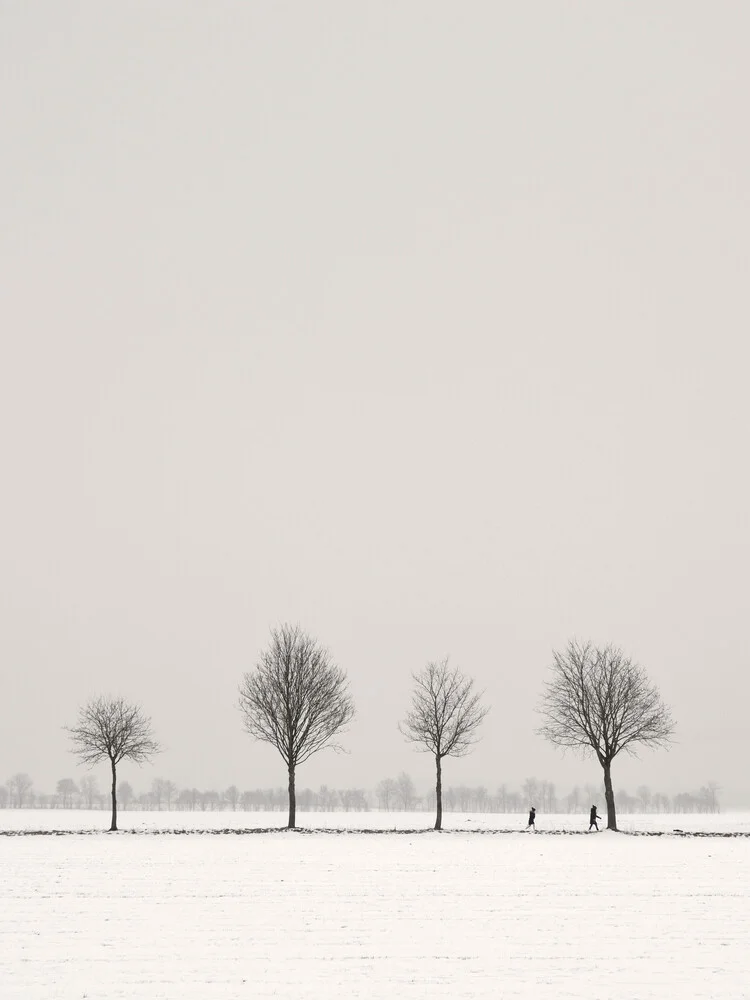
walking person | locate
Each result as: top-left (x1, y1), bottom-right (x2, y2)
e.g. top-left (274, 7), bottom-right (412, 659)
top-left (589, 805), bottom-right (601, 831)
top-left (527, 806), bottom-right (536, 830)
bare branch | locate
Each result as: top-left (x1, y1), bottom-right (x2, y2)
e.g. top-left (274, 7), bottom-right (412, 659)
top-left (400, 658), bottom-right (489, 759)
top-left (65, 696), bottom-right (162, 767)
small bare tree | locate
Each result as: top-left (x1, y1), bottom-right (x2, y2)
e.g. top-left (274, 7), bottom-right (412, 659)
top-left (706, 780), bottom-right (721, 813)
top-left (80, 774), bottom-right (100, 810)
top-left (538, 640), bottom-right (674, 831)
top-left (56, 778), bottom-right (78, 809)
top-left (66, 696), bottom-right (162, 831)
top-left (238, 624), bottom-right (355, 828)
top-left (119, 781), bottom-right (134, 811)
top-left (395, 770), bottom-right (417, 811)
top-left (400, 658), bottom-right (489, 830)
top-left (375, 777), bottom-right (397, 811)
top-left (8, 772), bottom-right (34, 808)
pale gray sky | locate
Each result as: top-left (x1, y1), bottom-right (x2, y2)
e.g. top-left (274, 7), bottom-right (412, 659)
top-left (2, 3), bottom-right (748, 805)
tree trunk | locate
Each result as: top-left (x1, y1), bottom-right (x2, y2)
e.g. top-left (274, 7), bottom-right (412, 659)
top-left (287, 763), bottom-right (296, 829)
top-left (110, 759), bottom-right (118, 832)
top-left (603, 760), bottom-right (617, 831)
top-left (434, 755), bottom-right (443, 831)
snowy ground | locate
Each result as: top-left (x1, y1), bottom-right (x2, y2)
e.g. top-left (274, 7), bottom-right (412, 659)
top-left (2, 812), bottom-right (749, 999)
top-left (2, 808), bottom-right (749, 834)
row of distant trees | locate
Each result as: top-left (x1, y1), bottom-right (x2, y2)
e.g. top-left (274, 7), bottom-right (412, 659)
top-left (14, 626), bottom-right (675, 832)
top-left (1, 772), bottom-right (721, 815)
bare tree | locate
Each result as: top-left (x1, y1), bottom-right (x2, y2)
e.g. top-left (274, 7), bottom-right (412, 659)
top-left (375, 777), bottom-right (397, 811)
top-left (637, 784), bottom-right (652, 813)
top-left (395, 771), bottom-right (417, 811)
top-left (8, 772), bottom-right (33, 808)
top-left (150, 777), bottom-right (177, 810)
top-left (177, 788), bottom-right (194, 810)
top-left (119, 781), bottom-right (134, 811)
top-left (224, 785), bottom-right (240, 810)
top-left (317, 784), bottom-right (339, 812)
top-left (705, 780), bottom-right (721, 813)
top-left (400, 658), bottom-right (489, 830)
top-left (538, 640), bottom-right (674, 831)
top-left (522, 776), bottom-right (539, 809)
top-left (238, 624), bottom-right (355, 828)
top-left (163, 779), bottom-right (177, 810)
top-left (80, 774), bottom-right (100, 809)
top-left (56, 778), bottom-right (78, 809)
top-left (203, 789), bottom-right (221, 811)
top-left (151, 778), bottom-right (166, 810)
top-left (66, 695), bottom-right (162, 831)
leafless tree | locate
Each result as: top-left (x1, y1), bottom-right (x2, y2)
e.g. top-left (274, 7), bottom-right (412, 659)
top-left (400, 658), bottom-right (489, 830)
top-left (224, 785), bottom-right (240, 810)
top-left (8, 772), bottom-right (34, 808)
top-left (340, 788), bottom-right (368, 811)
top-left (375, 777), bottom-right (397, 811)
top-left (705, 780), bottom-right (721, 813)
top-left (56, 778), bottom-right (78, 809)
top-left (566, 785), bottom-right (582, 814)
top-left (66, 695), bottom-right (162, 831)
top-left (538, 640), bottom-right (674, 830)
top-left (522, 776), bottom-right (540, 809)
top-left (80, 774), bottom-right (100, 809)
top-left (496, 784), bottom-right (508, 812)
top-left (238, 624), bottom-right (355, 828)
top-left (317, 784), bottom-right (339, 812)
top-left (151, 778), bottom-right (166, 810)
top-left (166, 780), bottom-right (179, 809)
top-left (119, 781), bottom-right (134, 811)
top-left (203, 789), bottom-right (221, 811)
top-left (150, 778), bottom-right (178, 810)
top-left (637, 784), bottom-right (652, 813)
top-left (395, 771), bottom-right (417, 811)
top-left (177, 788), bottom-right (193, 810)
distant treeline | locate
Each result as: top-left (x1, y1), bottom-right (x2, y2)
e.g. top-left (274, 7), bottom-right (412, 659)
top-left (1, 771), bottom-right (721, 815)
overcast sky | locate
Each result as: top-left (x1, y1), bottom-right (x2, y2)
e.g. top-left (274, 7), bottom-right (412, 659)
top-left (2, 3), bottom-right (748, 806)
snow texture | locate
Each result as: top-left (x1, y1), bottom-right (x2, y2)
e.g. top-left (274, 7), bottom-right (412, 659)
top-left (1, 811), bottom-right (748, 999)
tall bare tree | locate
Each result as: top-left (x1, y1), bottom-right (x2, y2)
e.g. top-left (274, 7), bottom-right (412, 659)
top-left (400, 658), bottom-right (489, 830)
top-left (66, 696), bottom-right (162, 831)
top-left (538, 640), bottom-right (674, 831)
top-left (238, 624), bottom-right (355, 828)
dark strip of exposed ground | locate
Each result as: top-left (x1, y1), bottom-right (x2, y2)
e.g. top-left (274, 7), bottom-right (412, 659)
top-left (2, 827), bottom-right (749, 837)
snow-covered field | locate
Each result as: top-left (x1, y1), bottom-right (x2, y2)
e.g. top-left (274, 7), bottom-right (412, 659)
top-left (2, 811), bottom-right (749, 999)
top-left (1, 807), bottom-right (749, 834)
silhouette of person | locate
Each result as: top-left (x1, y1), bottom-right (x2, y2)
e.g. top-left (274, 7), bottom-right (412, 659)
top-left (528, 807), bottom-right (536, 829)
top-left (589, 805), bottom-right (601, 831)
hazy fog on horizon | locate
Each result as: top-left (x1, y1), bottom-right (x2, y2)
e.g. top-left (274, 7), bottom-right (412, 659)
top-left (1, 4), bottom-right (748, 807)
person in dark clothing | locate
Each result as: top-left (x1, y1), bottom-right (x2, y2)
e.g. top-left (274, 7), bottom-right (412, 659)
top-left (527, 807), bottom-right (536, 829)
top-left (589, 805), bottom-right (601, 831)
